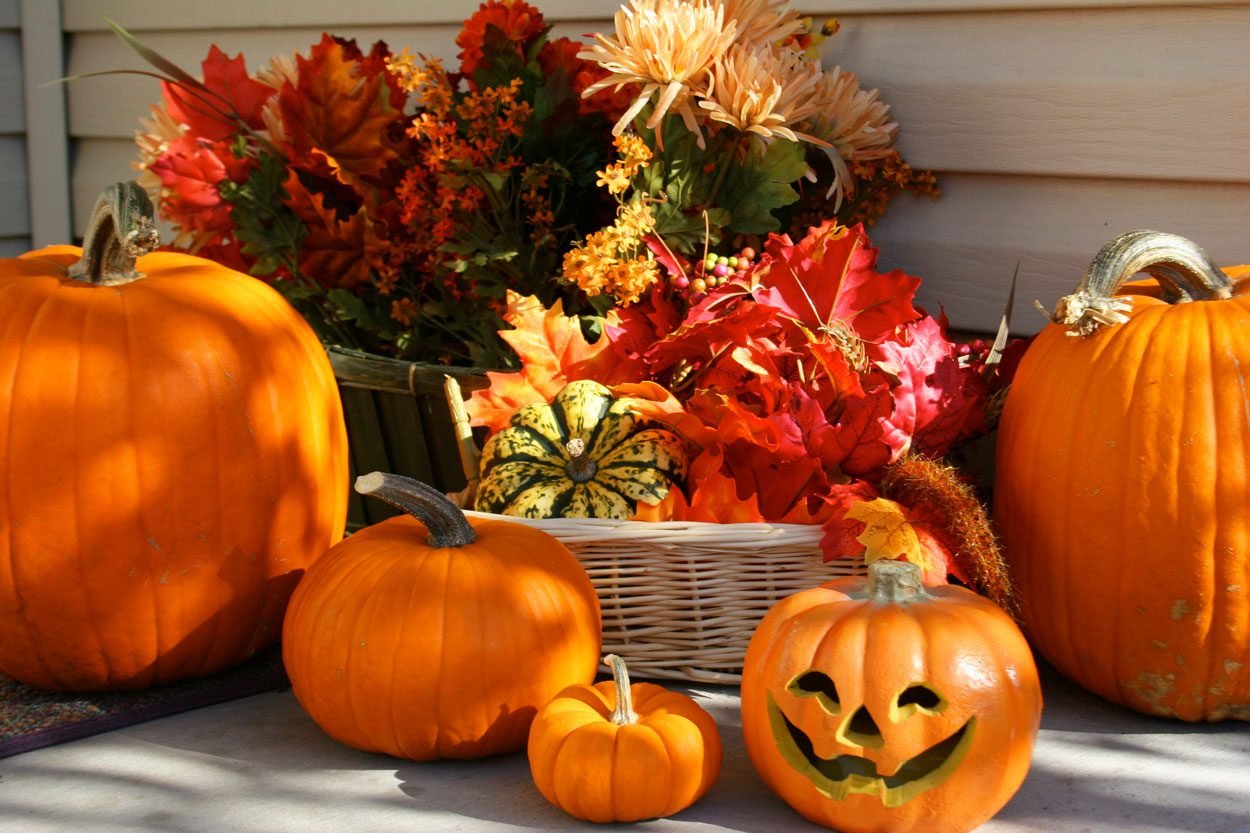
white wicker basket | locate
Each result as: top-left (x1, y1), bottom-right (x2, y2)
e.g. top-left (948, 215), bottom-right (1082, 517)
top-left (464, 512), bottom-right (866, 684)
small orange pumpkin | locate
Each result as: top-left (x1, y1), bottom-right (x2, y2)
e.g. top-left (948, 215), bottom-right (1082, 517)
top-left (0, 182), bottom-right (347, 691)
top-left (527, 654), bottom-right (722, 822)
top-left (283, 472), bottom-right (602, 760)
top-left (996, 230), bottom-right (1250, 721)
top-left (742, 560), bottom-right (1041, 833)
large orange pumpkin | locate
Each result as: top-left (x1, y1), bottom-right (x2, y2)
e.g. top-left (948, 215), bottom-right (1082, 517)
top-left (283, 472), bottom-right (602, 760)
top-left (0, 182), bottom-right (348, 691)
top-left (741, 560), bottom-right (1041, 833)
top-left (996, 229), bottom-right (1250, 721)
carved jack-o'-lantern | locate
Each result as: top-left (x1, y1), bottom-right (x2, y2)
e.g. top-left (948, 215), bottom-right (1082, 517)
top-left (742, 561), bottom-right (1042, 833)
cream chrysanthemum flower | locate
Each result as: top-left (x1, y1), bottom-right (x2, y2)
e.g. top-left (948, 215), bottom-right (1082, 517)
top-left (800, 67), bottom-right (899, 208)
top-left (718, 0), bottom-right (804, 46)
top-left (579, 0), bottom-right (737, 148)
top-left (698, 43), bottom-right (825, 143)
top-left (254, 55), bottom-right (299, 147)
top-left (255, 53), bottom-right (298, 89)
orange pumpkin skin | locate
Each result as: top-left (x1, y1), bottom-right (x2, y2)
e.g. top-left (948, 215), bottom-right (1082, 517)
top-left (0, 233), bottom-right (347, 691)
top-left (741, 562), bottom-right (1041, 833)
top-left (527, 655), bottom-right (722, 822)
top-left (995, 232), bottom-right (1250, 721)
top-left (282, 480), bottom-right (602, 761)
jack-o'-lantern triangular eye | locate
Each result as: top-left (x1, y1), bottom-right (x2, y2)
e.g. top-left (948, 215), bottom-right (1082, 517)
top-left (788, 671), bottom-right (840, 713)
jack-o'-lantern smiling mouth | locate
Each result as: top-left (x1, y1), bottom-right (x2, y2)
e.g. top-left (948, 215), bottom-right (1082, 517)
top-left (767, 692), bottom-right (977, 807)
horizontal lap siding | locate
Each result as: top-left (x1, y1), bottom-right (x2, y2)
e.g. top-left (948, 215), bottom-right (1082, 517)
top-left (62, 1), bottom-right (1250, 334)
top-left (0, 7), bottom-right (28, 250)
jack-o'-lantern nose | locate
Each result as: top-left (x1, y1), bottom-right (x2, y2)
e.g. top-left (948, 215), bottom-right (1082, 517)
top-left (840, 704), bottom-right (883, 748)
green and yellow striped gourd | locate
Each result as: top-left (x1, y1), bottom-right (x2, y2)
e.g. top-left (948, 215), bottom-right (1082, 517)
top-left (474, 380), bottom-right (687, 519)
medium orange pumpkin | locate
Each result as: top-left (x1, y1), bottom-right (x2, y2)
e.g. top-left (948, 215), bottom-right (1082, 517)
top-left (996, 230), bottom-right (1250, 721)
top-left (741, 560), bottom-right (1041, 833)
top-left (527, 654), bottom-right (722, 822)
top-left (0, 182), bottom-right (347, 691)
top-left (283, 472), bottom-right (602, 760)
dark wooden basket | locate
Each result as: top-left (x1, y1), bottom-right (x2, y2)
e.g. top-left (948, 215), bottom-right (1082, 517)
top-left (326, 346), bottom-right (490, 530)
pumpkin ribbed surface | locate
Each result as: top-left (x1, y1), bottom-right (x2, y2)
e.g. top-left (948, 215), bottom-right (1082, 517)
top-left (282, 507), bottom-right (602, 760)
top-left (475, 380), bottom-right (687, 519)
top-left (741, 562), bottom-right (1041, 833)
top-left (0, 248), bottom-right (348, 691)
top-left (996, 265), bottom-right (1250, 721)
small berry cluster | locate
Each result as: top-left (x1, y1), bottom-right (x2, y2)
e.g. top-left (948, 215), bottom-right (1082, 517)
top-left (675, 247), bottom-right (757, 294)
top-left (956, 337), bottom-right (993, 363)
top-left (958, 336), bottom-right (1026, 371)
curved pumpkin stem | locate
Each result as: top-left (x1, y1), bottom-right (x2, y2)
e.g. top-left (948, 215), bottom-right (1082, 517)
top-left (564, 439), bottom-right (598, 483)
top-left (1054, 230), bottom-right (1232, 336)
top-left (867, 560), bottom-right (928, 603)
top-left (67, 181), bottom-right (160, 286)
top-left (604, 654), bottom-right (639, 725)
top-left (355, 472), bottom-right (478, 548)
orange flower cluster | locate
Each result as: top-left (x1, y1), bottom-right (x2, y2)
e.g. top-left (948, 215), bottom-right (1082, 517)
top-left (133, 0), bottom-right (628, 367)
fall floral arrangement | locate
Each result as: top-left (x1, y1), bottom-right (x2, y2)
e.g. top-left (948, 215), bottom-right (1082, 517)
top-left (466, 221), bottom-right (1022, 602)
top-left (128, 0), bottom-right (933, 368)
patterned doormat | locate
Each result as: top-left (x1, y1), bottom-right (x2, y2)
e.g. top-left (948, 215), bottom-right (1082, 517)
top-left (0, 647), bottom-right (289, 759)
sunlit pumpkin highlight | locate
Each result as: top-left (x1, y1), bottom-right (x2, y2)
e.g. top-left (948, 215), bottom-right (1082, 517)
top-left (0, 182), bottom-right (347, 691)
top-left (742, 560), bottom-right (1041, 833)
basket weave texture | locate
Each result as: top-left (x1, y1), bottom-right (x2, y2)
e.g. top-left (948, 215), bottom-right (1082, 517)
top-left (464, 512), bottom-right (866, 684)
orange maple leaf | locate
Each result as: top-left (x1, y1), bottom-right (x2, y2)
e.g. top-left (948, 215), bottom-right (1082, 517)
top-left (633, 470), bottom-right (766, 524)
top-left (846, 498), bottom-right (923, 563)
top-left (466, 292), bottom-right (646, 434)
top-left (277, 35), bottom-right (403, 186)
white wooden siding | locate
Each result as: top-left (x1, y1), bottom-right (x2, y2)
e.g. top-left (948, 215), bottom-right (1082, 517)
top-left (61, 0), bottom-right (1250, 334)
top-left (0, 5), bottom-right (28, 251)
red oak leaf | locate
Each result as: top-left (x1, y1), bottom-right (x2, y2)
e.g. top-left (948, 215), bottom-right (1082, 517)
top-left (163, 46), bottom-right (275, 142)
top-left (753, 221), bottom-right (921, 343)
top-left (277, 35), bottom-right (404, 185)
top-left (467, 293), bottom-right (647, 434)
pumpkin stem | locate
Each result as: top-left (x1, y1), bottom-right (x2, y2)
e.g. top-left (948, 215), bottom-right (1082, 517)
top-left (355, 472), bottom-right (478, 548)
top-left (867, 560), bottom-right (927, 603)
top-left (564, 439), bottom-right (598, 483)
top-left (1054, 230), bottom-right (1233, 336)
top-left (67, 181), bottom-right (160, 286)
top-left (605, 654), bottom-right (639, 725)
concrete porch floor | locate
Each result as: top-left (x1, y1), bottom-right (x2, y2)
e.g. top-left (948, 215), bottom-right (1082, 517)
top-left (1, 663), bottom-right (1247, 833)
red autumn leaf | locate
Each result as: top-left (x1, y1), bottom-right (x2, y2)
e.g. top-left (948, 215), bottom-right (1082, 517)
top-left (870, 315), bottom-right (989, 460)
top-left (163, 46), bottom-right (275, 142)
top-left (753, 221), bottom-right (921, 343)
top-left (602, 286), bottom-right (683, 363)
top-left (148, 135), bottom-right (252, 236)
top-left (644, 301), bottom-right (787, 382)
top-left (684, 390), bottom-right (832, 521)
top-left (466, 293), bottom-right (647, 434)
top-left (277, 35), bottom-right (404, 185)
top-left (824, 381), bottom-right (905, 478)
top-left (283, 172), bottom-right (374, 290)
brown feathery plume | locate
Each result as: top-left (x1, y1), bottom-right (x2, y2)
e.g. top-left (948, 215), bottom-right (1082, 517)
top-left (881, 454), bottom-right (1017, 615)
